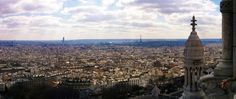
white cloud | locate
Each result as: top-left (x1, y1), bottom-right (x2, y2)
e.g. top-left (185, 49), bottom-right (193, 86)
top-left (79, 0), bottom-right (98, 5)
top-left (0, 0), bottom-right (222, 40)
top-left (102, 0), bottom-right (116, 6)
top-left (0, 0), bottom-right (63, 16)
top-left (1, 15), bottom-right (65, 28)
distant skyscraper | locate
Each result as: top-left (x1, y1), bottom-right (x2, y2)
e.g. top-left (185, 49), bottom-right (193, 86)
top-left (11, 41), bottom-right (14, 47)
top-left (139, 34), bottom-right (142, 43)
top-left (62, 37), bottom-right (65, 46)
top-left (180, 16), bottom-right (206, 99)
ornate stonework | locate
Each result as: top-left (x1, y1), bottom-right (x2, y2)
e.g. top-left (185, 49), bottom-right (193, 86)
top-left (199, 0), bottom-right (236, 99)
top-left (220, 0), bottom-right (233, 13)
top-left (180, 16), bottom-right (206, 99)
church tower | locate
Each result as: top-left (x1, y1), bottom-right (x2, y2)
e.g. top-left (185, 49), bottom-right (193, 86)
top-left (180, 16), bottom-right (206, 99)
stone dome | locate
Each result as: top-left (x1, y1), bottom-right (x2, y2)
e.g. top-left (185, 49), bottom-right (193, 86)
top-left (185, 31), bottom-right (203, 47)
top-left (184, 31), bottom-right (204, 60)
top-left (184, 16), bottom-right (204, 62)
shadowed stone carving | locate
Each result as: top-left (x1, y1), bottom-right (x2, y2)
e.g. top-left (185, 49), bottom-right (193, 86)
top-left (199, 0), bottom-right (236, 99)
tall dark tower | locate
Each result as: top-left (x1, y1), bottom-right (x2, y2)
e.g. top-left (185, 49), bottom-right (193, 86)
top-left (62, 37), bottom-right (65, 46)
top-left (139, 34), bottom-right (142, 43)
top-left (180, 16), bottom-right (206, 99)
top-left (56, 37), bottom-right (66, 68)
top-left (11, 41), bottom-right (14, 47)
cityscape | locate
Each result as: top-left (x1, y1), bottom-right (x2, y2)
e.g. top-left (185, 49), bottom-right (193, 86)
top-left (1, 0), bottom-right (236, 99)
top-left (0, 38), bottom-right (222, 99)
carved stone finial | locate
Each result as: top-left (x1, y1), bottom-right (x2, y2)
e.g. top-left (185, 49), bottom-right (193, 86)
top-left (191, 16), bottom-right (197, 31)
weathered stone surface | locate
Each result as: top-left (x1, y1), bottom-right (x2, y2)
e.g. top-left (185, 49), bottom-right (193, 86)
top-left (199, 0), bottom-right (236, 99)
top-left (214, 0), bottom-right (233, 77)
top-left (233, 0), bottom-right (236, 79)
top-left (220, 0), bottom-right (233, 13)
top-left (233, 47), bottom-right (236, 78)
top-left (180, 16), bottom-right (206, 99)
top-left (214, 60), bottom-right (233, 76)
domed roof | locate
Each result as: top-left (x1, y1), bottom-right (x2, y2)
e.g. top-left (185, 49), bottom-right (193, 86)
top-left (185, 31), bottom-right (203, 47)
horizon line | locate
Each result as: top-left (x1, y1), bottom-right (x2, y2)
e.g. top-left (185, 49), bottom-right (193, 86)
top-left (0, 38), bottom-right (222, 41)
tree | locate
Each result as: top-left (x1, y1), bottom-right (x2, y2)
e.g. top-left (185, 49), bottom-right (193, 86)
top-left (152, 60), bottom-right (162, 67)
top-left (101, 83), bottom-right (145, 99)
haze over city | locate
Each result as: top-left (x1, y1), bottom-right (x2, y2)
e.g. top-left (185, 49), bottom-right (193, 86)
top-left (0, 0), bottom-right (221, 40)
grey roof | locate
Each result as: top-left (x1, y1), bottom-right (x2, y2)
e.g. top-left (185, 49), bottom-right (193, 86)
top-left (185, 31), bottom-right (203, 47)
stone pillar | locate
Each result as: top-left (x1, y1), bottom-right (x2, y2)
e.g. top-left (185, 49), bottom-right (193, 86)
top-left (199, 1), bottom-right (236, 99)
top-left (214, 0), bottom-right (233, 77)
top-left (233, 0), bottom-right (236, 79)
top-left (184, 68), bottom-right (187, 87)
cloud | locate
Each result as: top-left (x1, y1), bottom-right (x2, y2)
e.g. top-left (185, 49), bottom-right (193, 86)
top-left (0, 0), bottom-right (222, 40)
top-left (1, 15), bottom-right (64, 28)
top-left (102, 0), bottom-right (116, 6)
top-left (0, 0), bottom-right (19, 15)
top-left (119, 0), bottom-right (221, 38)
top-left (0, 0), bottom-right (63, 16)
top-left (128, 0), bottom-right (218, 14)
top-left (63, 5), bottom-right (116, 23)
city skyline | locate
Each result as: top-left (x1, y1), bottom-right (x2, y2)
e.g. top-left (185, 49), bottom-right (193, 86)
top-left (0, 0), bottom-right (221, 40)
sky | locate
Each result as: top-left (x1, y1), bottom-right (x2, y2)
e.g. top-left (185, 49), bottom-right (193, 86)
top-left (0, 0), bottom-right (221, 40)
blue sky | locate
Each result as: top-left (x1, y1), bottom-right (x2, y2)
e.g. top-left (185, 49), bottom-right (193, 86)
top-left (212, 0), bottom-right (221, 5)
top-left (0, 0), bottom-right (221, 40)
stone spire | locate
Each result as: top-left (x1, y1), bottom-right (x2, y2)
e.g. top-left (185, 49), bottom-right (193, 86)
top-left (180, 16), bottom-right (206, 99)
